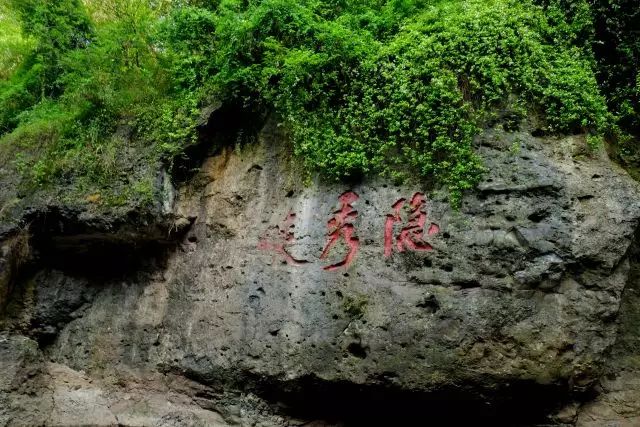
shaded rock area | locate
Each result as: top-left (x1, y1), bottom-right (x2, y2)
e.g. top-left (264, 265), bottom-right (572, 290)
top-left (0, 232), bottom-right (29, 312)
top-left (2, 113), bottom-right (640, 426)
top-left (574, 235), bottom-right (640, 427)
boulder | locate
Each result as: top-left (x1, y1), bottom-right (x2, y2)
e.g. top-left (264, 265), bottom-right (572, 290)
top-left (2, 121), bottom-right (640, 425)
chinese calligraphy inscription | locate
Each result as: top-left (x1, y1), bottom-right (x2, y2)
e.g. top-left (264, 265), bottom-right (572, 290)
top-left (257, 212), bottom-right (308, 266)
top-left (258, 191), bottom-right (440, 270)
top-left (320, 191), bottom-right (360, 271)
top-left (384, 192), bottom-right (439, 257)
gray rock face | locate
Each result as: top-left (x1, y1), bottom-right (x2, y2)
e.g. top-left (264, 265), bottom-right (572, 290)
top-left (0, 335), bottom-right (50, 426)
top-left (161, 126), bottom-right (640, 395)
top-left (1, 120), bottom-right (640, 425)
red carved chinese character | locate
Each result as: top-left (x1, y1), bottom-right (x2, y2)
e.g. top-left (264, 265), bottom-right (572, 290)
top-left (320, 191), bottom-right (360, 271)
top-left (384, 192), bottom-right (439, 257)
top-left (258, 212), bottom-right (308, 266)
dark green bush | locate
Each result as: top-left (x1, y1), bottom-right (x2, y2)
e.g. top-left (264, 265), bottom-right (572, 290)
top-left (537, 0), bottom-right (639, 134)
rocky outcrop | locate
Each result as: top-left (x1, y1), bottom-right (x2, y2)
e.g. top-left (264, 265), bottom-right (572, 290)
top-left (1, 116), bottom-right (640, 425)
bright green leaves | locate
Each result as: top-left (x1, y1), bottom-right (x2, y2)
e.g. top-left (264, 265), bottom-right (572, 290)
top-left (537, 0), bottom-right (640, 136)
top-left (220, 0), bottom-right (608, 204)
top-left (0, 0), bottom-right (621, 207)
top-left (8, 0), bottom-right (93, 97)
top-left (536, 50), bottom-right (610, 133)
top-left (0, 5), bottom-right (34, 81)
top-left (158, 6), bottom-right (217, 90)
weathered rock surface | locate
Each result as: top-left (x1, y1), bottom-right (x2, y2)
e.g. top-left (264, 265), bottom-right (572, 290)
top-left (573, 238), bottom-right (640, 427)
top-left (1, 117), bottom-right (640, 425)
top-left (0, 335), bottom-right (233, 426)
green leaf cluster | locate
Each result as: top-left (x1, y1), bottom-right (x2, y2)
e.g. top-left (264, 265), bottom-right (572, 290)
top-left (537, 0), bottom-right (639, 134)
top-left (194, 0), bottom-right (609, 203)
top-left (0, 0), bottom-right (627, 208)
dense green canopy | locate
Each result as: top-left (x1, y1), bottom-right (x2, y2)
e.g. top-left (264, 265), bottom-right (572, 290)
top-left (0, 0), bottom-right (637, 206)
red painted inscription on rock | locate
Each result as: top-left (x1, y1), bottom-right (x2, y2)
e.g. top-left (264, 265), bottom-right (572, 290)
top-left (320, 191), bottom-right (360, 271)
top-left (384, 192), bottom-right (439, 257)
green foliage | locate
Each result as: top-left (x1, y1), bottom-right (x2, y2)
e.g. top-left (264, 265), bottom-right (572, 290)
top-left (592, 0), bottom-right (639, 135)
top-left (0, 0), bottom-right (631, 208)
top-left (8, 0), bottom-right (93, 97)
top-left (537, 0), bottom-right (639, 135)
top-left (0, 63), bottom-right (40, 133)
top-left (0, 5), bottom-right (34, 81)
top-left (138, 92), bottom-right (201, 160)
top-left (0, 0), bottom-right (92, 133)
top-left (0, 0), bottom-right (164, 205)
top-left (204, 0), bottom-right (609, 203)
top-left (158, 6), bottom-right (217, 90)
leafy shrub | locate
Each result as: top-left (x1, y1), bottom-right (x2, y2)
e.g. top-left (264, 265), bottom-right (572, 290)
top-left (206, 0), bottom-right (610, 203)
top-left (0, 5), bottom-right (34, 81)
top-left (537, 0), bottom-right (639, 134)
top-left (0, 0), bottom-right (626, 207)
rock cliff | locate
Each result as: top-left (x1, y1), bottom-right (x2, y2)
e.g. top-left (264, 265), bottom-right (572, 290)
top-left (2, 114), bottom-right (640, 426)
